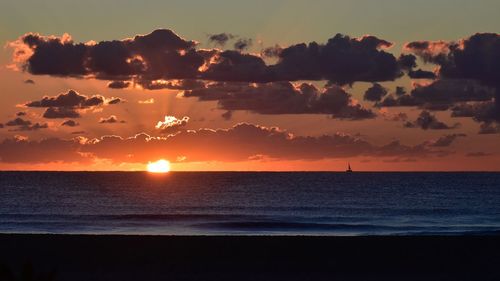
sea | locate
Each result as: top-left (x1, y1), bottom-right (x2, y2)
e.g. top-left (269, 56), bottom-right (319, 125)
top-left (1, 172), bottom-right (499, 236)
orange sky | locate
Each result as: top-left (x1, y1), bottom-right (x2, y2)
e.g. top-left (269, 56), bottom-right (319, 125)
top-left (0, 2), bottom-right (499, 171)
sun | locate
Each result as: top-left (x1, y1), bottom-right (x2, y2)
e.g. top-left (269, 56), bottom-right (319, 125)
top-left (147, 159), bottom-right (171, 173)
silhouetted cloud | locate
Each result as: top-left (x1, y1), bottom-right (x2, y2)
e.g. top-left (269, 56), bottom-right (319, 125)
top-left (405, 33), bottom-right (500, 125)
top-left (61, 120), bottom-right (79, 127)
top-left (207, 33), bottom-right (234, 46)
top-left (478, 122), bottom-right (500, 134)
top-left (377, 80), bottom-right (494, 110)
top-left (233, 38), bottom-right (252, 51)
top-left (408, 69), bottom-right (436, 79)
top-left (24, 79), bottom-right (35, 84)
top-left (43, 107), bottom-right (81, 119)
top-left (0, 123), bottom-right (457, 164)
top-left (364, 83), bottom-right (388, 102)
top-left (261, 45), bottom-right (283, 58)
top-left (6, 117), bottom-right (31, 126)
top-left (107, 80), bottom-right (130, 89)
top-left (4, 117), bottom-right (48, 131)
top-left (16, 112), bottom-right (27, 116)
top-left (25, 89), bottom-right (105, 108)
top-left (404, 110), bottom-right (460, 130)
top-left (221, 110), bottom-right (233, 120)
top-left (184, 82), bottom-right (375, 119)
top-left (9, 29), bottom-right (410, 86)
top-left (426, 133), bottom-right (466, 147)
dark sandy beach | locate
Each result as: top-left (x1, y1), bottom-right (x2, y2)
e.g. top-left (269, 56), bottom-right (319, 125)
top-left (1, 234), bottom-right (500, 281)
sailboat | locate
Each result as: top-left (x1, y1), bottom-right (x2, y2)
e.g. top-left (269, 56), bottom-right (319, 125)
top-left (345, 162), bottom-right (353, 173)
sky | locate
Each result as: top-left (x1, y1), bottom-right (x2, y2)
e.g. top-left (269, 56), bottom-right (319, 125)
top-left (0, 0), bottom-right (499, 171)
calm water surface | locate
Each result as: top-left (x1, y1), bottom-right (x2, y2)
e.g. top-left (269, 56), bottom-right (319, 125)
top-left (0, 172), bottom-right (499, 235)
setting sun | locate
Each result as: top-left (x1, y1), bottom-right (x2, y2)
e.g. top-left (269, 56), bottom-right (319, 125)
top-left (147, 159), bottom-right (171, 173)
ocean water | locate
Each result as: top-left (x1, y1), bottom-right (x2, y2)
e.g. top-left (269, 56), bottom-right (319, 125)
top-left (0, 172), bottom-right (499, 236)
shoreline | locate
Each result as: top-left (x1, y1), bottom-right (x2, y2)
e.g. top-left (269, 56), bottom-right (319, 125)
top-left (1, 234), bottom-right (500, 280)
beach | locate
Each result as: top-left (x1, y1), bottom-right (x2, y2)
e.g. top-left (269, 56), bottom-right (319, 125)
top-left (1, 234), bottom-right (499, 281)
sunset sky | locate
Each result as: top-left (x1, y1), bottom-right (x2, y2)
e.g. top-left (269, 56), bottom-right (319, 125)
top-left (0, 0), bottom-right (499, 171)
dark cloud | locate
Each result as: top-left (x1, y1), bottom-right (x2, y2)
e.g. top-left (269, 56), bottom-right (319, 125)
top-left (10, 30), bottom-right (408, 86)
top-left (207, 33), bottom-right (234, 46)
top-left (6, 117), bottom-right (31, 126)
top-left (16, 112), bottom-right (27, 116)
top-left (378, 80), bottom-right (494, 110)
top-left (4, 117), bottom-right (48, 131)
top-left (25, 89), bottom-right (105, 108)
top-left (99, 115), bottom-right (125, 124)
top-left (43, 107), bottom-right (81, 119)
top-left (107, 97), bottom-right (125, 105)
top-left (184, 82), bottom-right (375, 119)
top-left (405, 33), bottom-right (500, 87)
top-left (395, 86), bottom-right (406, 96)
top-left (408, 69), bottom-right (436, 79)
top-left (0, 124), bottom-right (3, 129)
top-left (221, 110), bottom-right (233, 120)
top-left (0, 123), bottom-right (455, 164)
top-left (261, 45), bottom-right (283, 58)
top-left (155, 116), bottom-right (189, 134)
top-left (24, 79), bottom-right (35, 84)
top-left (107, 81), bottom-right (131, 89)
top-left (426, 134), bottom-right (466, 147)
top-left (233, 38), bottom-right (252, 51)
top-left (61, 120), bottom-right (79, 127)
top-left (25, 89), bottom-right (124, 119)
top-left (404, 110), bottom-right (460, 130)
top-left (363, 83), bottom-right (388, 102)
top-left (478, 122), bottom-right (500, 134)
top-left (0, 136), bottom-right (88, 163)
top-left (405, 33), bottom-right (500, 125)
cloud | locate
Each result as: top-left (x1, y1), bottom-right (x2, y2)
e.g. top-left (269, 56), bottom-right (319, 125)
top-left (155, 116), bottom-right (189, 134)
top-left (261, 45), bottom-right (283, 58)
top-left (233, 38), bottom-right (252, 51)
top-left (16, 112), bottom-right (27, 117)
top-left (99, 115), bottom-right (125, 124)
top-left (405, 33), bottom-right (500, 124)
top-left (0, 123), bottom-right (456, 164)
top-left (107, 97), bottom-right (125, 105)
top-left (478, 122), bottom-right (500, 134)
top-left (24, 89), bottom-right (124, 119)
top-left (363, 83), bottom-right (388, 102)
top-left (24, 79), bottom-right (35, 84)
top-left (61, 120), bottom-right (79, 127)
top-left (221, 110), bottom-right (233, 120)
top-left (408, 69), bottom-right (436, 79)
top-left (25, 89), bottom-right (105, 108)
top-left (184, 82), bottom-right (375, 119)
top-left (6, 117), bottom-right (31, 126)
top-left (10, 29), bottom-right (409, 86)
top-left (404, 110), bottom-right (460, 130)
top-left (4, 117), bottom-right (48, 131)
top-left (0, 137), bottom-right (89, 163)
top-left (43, 107), bottom-right (81, 119)
top-left (426, 134), bottom-right (466, 147)
top-left (207, 33), bottom-right (234, 46)
top-left (107, 80), bottom-right (131, 89)
top-left (377, 80), bottom-right (494, 110)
